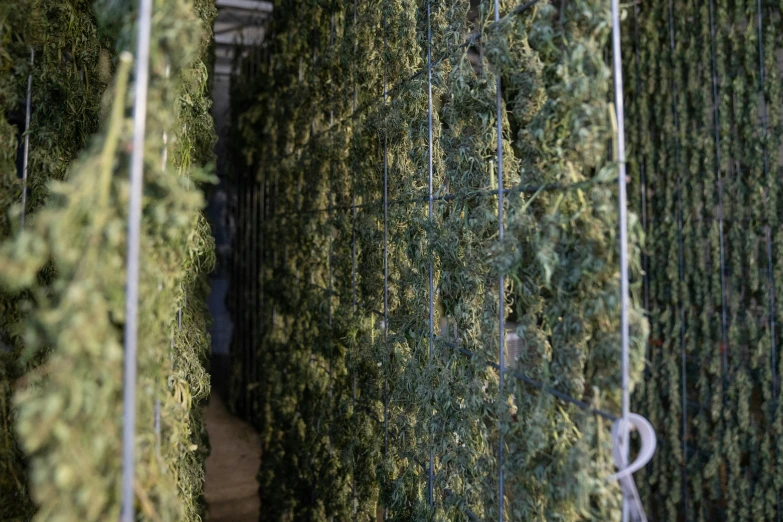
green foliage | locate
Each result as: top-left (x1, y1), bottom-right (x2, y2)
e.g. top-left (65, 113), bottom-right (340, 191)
top-left (626, 0), bottom-right (783, 519)
top-left (0, 2), bottom-right (112, 518)
top-left (230, 0), bottom-right (646, 520)
top-left (0, 0), bottom-right (216, 520)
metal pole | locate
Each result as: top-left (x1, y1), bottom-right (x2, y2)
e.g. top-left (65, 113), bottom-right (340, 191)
top-left (352, 0), bottom-right (358, 315)
top-left (122, 0), bottom-right (153, 519)
top-left (244, 176), bottom-right (251, 418)
top-left (611, 0), bottom-right (631, 519)
top-left (20, 49), bottom-right (34, 228)
top-left (630, 3), bottom-right (654, 516)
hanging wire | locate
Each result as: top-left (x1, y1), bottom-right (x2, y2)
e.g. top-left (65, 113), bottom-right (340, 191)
top-left (351, 0), bottom-right (358, 517)
top-left (754, 1), bottom-right (780, 518)
top-left (328, 11), bottom-right (335, 330)
top-left (666, 0), bottom-right (688, 517)
top-left (247, 169), bottom-right (254, 418)
top-left (706, 0), bottom-right (729, 374)
top-left (756, 0), bottom-right (775, 398)
top-left (382, 10), bottom-right (390, 462)
top-left (610, 0), bottom-right (631, 518)
top-left (492, 0), bottom-right (506, 516)
top-left (20, 49), bottom-right (34, 228)
top-left (259, 176), bottom-right (267, 421)
top-left (121, 0), bottom-right (153, 519)
top-left (238, 172), bottom-right (246, 416)
top-left (426, 0), bottom-right (435, 509)
top-left (270, 177), bottom-right (611, 219)
top-left (629, 8), bottom-right (656, 513)
top-left (412, 457), bottom-right (481, 521)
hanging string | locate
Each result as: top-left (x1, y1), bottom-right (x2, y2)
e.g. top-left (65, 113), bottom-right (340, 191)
top-left (382, 6), bottom-right (390, 463)
top-left (20, 49), bottom-right (34, 228)
top-left (666, 0), bottom-right (688, 517)
top-left (707, 0), bottom-right (729, 373)
top-left (244, 175), bottom-right (251, 413)
top-left (121, 0), bottom-right (153, 519)
top-left (351, 0), bottom-right (358, 517)
top-left (611, 0), bottom-right (632, 518)
top-left (754, 1), bottom-right (780, 518)
top-left (251, 176), bottom-right (257, 415)
top-left (426, 0), bottom-right (435, 509)
top-left (492, 0), bottom-right (505, 517)
top-left (327, 13), bottom-right (336, 505)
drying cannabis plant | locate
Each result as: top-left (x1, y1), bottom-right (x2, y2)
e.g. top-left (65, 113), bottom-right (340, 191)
top-left (0, 0), bottom-right (216, 520)
top-left (228, 0), bottom-right (646, 520)
top-left (626, 0), bottom-right (783, 520)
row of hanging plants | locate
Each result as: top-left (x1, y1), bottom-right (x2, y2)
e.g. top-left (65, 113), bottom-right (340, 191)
top-left (0, 0), bottom-right (217, 520)
top-left (228, 0), bottom-right (647, 520)
top-left (0, 1), bottom-right (113, 517)
top-left (626, 0), bottom-right (783, 520)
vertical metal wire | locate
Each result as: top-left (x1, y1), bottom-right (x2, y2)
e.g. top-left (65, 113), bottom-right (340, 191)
top-left (259, 174), bottom-right (267, 414)
top-left (327, 18), bottom-right (336, 513)
top-left (630, 5), bottom-right (653, 515)
top-left (329, 13), bottom-right (335, 331)
top-left (351, 2), bottom-right (358, 517)
top-left (754, 2), bottom-right (780, 519)
top-left (492, 0), bottom-right (505, 518)
top-left (122, 0), bottom-right (153, 519)
top-left (426, 0), bottom-right (435, 510)
top-left (382, 10), bottom-right (389, 462)
top-left (20, 49), bottom-right (34, 228)
top-left (245, 179), bottom-right (251, 418)
top-left (611, 1), bottom-right (631, 520)
top-left (256, 177), bottom-right (263, 409)
top-left (238, 174), bottom-right (246, 414)
top-left (707, 0), bottom-right (729, 374)
top-left (667, 0), bottom-right (688, 516)
top-left (251, 176), bottom-right (258, 417)
top-left (153, 396), bottom-right (160, 452)
top-left (352, 0), bottom-right (358, 317)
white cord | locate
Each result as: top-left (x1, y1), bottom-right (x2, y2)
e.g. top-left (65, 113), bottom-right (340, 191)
top-left (609, 413), bottom-right (657, 522)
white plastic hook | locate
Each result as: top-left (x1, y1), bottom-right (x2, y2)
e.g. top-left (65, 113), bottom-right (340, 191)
top-left (608, 413), bottom-right (657, 522)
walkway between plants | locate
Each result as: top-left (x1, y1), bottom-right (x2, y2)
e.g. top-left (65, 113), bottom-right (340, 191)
top-left (204, 394), bottom-right (260, 522)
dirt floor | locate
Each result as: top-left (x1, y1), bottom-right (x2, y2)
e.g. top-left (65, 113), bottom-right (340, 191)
top-left (204, 394), bottom-right (261, 522)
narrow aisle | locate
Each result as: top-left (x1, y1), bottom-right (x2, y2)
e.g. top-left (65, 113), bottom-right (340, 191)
top-left (204, 394), bottom-right (260, 522)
